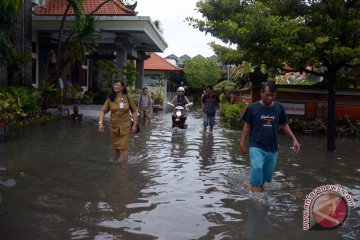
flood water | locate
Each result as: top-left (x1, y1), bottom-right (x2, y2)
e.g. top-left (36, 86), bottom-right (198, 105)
top-left (0, 105), bottom-right (359, 240)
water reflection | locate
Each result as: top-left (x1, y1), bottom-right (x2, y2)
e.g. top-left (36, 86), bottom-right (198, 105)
top-left (170, 129), bottom-right (188, 158)
top-left (0, 105), bottom-right (359, 239)
top-left (244, 199), bottom-right (272, 240)
top-left (199, 133), bottom-right (215, 168)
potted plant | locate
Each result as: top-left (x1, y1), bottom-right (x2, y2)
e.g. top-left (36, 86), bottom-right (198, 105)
top-left (152, 90), bottom-right (164, 111)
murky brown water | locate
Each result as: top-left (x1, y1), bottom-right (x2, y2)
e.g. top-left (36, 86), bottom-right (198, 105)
top-left (0, 105), bottom-right (359, 239)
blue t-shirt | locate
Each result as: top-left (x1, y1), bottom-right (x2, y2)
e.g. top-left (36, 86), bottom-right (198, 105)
top-left (242, 101), bottom-right (287, 151)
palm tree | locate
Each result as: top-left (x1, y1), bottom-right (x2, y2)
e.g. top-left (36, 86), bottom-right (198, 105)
top-left (54, 0), bottom-right (101, 76)
top-left (53, 0), bottom-right (138, 78)
top-left (63, 15), bottom-right (101, 68)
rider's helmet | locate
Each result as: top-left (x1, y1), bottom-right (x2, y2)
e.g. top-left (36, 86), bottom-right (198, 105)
top-left (177, 86), bottom-right (185, 93)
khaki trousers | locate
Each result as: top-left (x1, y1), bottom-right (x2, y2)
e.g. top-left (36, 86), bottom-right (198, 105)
top-left (139, 107), bottom-right (152, 119)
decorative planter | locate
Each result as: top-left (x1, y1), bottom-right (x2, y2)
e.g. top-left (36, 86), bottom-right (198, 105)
top-left (153, 103), bottom-right (164, 112)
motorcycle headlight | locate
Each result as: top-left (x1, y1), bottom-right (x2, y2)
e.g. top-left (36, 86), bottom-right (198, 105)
top-left (176, 111), bottom-right (182, 117)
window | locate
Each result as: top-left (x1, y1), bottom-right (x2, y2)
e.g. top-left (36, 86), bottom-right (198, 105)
top-left (32, 59), bottom-right (36, 84)
top-left (81, 67), bottom-right (88, 86)
top-left (32, 41), bottom-right (37, 85)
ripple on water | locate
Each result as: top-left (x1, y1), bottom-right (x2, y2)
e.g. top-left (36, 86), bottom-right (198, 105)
top-left (69, 228), bottom-right (89, 239)
top-left (1, 107), bottom-right (360, 240)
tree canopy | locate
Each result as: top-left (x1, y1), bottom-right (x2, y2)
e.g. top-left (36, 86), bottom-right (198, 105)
top-left (183, 57), bottom-right (222, 90)
top-left (189, 0), bottom-right (359, 74)
top-left (189, 0), bottom-right (360, 151)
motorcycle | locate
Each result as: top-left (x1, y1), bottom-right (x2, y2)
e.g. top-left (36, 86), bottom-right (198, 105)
top-left (167, 102), bottom-right (193, 129)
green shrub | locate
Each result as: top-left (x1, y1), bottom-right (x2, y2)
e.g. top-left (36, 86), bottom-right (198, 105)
top-left (82, 91), bottom-right (94, 104)
top-left (0, 92), bottom-right (23, 121)
top-left (7, 86), bottom-right (41, 113)
top-left (219, 92), bottom-right (227, 104)
top-left (214, 80), bottom-right (237, 92)
top-left (222, 102), bottom-right (247, 128)
top-left (93, 88), bottom-right (111, 104)
top-left (0, 86), bottom-right (41, 117)
top-left (288, 116), bottom-right (360, 137)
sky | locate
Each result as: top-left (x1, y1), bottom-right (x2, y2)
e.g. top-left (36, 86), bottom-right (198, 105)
top-left (135, 0), bottom-right (224, 58)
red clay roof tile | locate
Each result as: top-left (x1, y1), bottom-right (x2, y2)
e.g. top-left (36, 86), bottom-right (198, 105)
top-left (34, 0), bottom-right (135, 16)
top-left (144, 53), bottom-right (182, 72)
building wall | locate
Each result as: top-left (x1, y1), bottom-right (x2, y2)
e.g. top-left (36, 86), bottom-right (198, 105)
top-left (144, 71), bottom-right (167, 103)
top-left (14, 0), bottom-right (33, 86)
top-left (235, 87), bottom-right (360, 120)
top-left (0, 0), bottom-right (32, 86)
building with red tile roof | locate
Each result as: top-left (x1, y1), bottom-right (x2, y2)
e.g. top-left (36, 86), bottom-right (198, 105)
top-left (30, 0), bottom-right (167, 92)
top-left (34, 0), bottom-right (136, 16)
top-left (142, 53), bottom-right (183, 102)
top-left (144, 53), bottom-right (182, 72)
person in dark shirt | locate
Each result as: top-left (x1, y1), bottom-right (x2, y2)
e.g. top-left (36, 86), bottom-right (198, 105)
top-left (70, 105), bottom-right (82, 121)
top-left (202, 85), bottom-right (222, 132)
top-left (240, 81), bottom-right (300, 192)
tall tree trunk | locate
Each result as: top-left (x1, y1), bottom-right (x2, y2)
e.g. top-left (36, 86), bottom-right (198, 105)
top-left (56, 3), bottom-right (72, 72)
top-left (326, 67), bottom-right (337, 152)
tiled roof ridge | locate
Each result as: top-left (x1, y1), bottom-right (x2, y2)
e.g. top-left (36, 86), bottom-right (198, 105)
top-left (153, 53), bottom-right (182, 70)
top-left (34, 0), bottom-right (137, 16)
top-left (144, 52), bottom-right (182, 72)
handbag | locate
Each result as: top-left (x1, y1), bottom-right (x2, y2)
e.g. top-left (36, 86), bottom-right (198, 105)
top-left (127, 95), bottom-right (140, 134)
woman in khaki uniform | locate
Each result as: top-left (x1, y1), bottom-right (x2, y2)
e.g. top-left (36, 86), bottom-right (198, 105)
top-left (98, 80), bottom-right (138, 162)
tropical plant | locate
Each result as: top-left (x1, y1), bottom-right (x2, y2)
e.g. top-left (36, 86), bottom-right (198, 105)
top-left (52, 0), bottom-right (101, 79)
top-left (152, 90), bottom-right (164, 105)
top-left (0, 92), bottom-right (23, 121)
top-left (122, 62), bottom-right (137, 91)
top-left (222, 102), bottom-right (247, 128)
top-left (71, 83), bottom-right (85, 104)
top-left (38, 81), bottom-right (62, 110)
top-left (53, 0), bottom-right (137, 77)
top-left (6, 86), bottom-right (41, 113)
top-left (82, 90), bottom-right (94, 104)
top-left (64, 15), bottom-right (101, 66)
top-left (95, 60), bottom-right (120, 88)
top-left (230, 61), bottom-right (254, 83)
top-left (154, 20), bottom-right (164, 34)
top-left (189, 0), bottom-right (360, 151)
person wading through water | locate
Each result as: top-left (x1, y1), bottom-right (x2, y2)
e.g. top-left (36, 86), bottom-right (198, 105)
top-left (240, 81), bottom-right (301, 192)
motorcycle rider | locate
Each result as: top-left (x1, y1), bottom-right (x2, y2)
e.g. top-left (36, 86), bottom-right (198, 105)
top-left (170, 87), bottom-right (190, 107)
top-left (170, 87), bottom-right (190, 128)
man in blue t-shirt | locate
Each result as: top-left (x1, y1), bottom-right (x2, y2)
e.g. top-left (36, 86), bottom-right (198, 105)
top-left (240, 81), bottom-right (301, 192)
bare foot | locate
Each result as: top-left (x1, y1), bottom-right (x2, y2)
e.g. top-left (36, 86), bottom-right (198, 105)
top-left (243, 180), bottom-right (251, 190)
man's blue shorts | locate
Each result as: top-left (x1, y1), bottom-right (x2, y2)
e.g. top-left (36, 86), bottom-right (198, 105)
top-left (249, 147), bottom-right (278, 186)
top-left (203, 113), bottom-right (215, 127)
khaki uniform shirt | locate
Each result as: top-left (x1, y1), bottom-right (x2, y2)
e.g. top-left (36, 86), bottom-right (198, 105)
top-left (101, 95), bottom-right (137, 136)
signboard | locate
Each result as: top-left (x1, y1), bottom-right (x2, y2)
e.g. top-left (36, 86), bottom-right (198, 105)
top-left (282, 103), bottom-right (305, 115)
